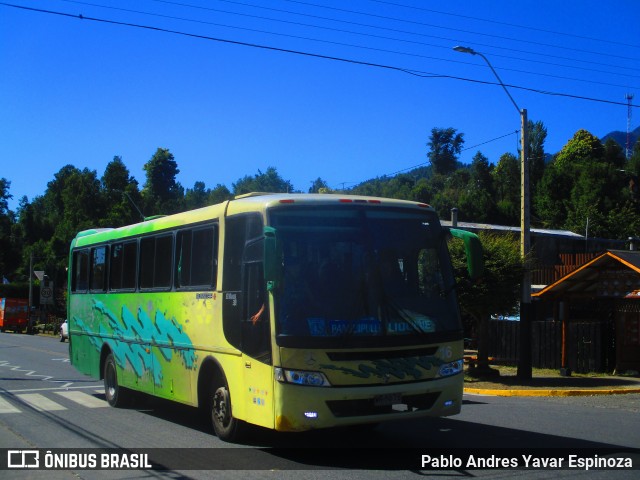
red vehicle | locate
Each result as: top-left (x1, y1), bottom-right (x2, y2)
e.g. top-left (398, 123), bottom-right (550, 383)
top-left (0, 298), bottom-right (29, 333)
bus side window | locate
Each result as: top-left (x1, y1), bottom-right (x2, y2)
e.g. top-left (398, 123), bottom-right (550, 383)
top-left (176, 225), bottom-right (218, 289)
top-left (140, 234), bottom-right (173, 290)
top-left (72, 250), bottom-right (90, 292)
top-left (110, 241), bottom-right (137, 291)
top-left (90, 246), bottom-right (107, 292)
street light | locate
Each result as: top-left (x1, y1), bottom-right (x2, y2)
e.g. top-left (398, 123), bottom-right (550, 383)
top-left (454, 45), bottom-right (532, 379)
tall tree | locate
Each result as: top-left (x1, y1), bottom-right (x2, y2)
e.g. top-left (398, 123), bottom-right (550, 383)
top-left (232, 167), bottom-right (294, 195)
top-left (459, 152), bottom-right (495, 222)
top-left (142, 148), bottom-right (184, 215)
top-left (528, 120), bottom-right (548, 189)
top-left (185, 181), bottom-right (210, 210)
top-left (427, 127), bottom-right (464, 175)
top-left (101, 156), bottom-right (142, 226)
top-left (0, 178), bottom-right (11, 216)
top-left (208, 184), bottom-right (232, 205)
top-left (554, 129), bottom-right (604, 168)
top-left (535, 129), bottom-right (630, 237)
top-left (492, 153), bottom-right (520, 225)
top-left (309, 177), bottom-right (330, 193)
top-left (0, 178), bottom-right (16, 280)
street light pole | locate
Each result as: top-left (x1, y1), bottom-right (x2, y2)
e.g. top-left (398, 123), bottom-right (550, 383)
top-left (454, 46), bottom-right (532, 379)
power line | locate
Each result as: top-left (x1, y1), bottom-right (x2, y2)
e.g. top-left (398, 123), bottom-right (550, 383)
top-left (282, 0), bottom-right (640, 62)
top-left (367, 0), bottom-right (640, 49)
top-left (55, 0), bottom-right (639, 88)
top-left (49, 0), bottom-right (638, 88)
top-left (381, 130), bottom-right (520, 179)
top-left (149, 0), bottom-right (640, 75)
top-left (331, 130), bottom-right (522, 190)
top-left (3, 2), bottom-right (637, 108)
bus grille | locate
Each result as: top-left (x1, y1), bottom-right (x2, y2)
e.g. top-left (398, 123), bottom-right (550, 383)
top-left (326, 392), bottom-right (440, 418)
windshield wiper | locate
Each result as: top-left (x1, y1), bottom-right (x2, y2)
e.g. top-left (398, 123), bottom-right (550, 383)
top-left (379, 296), bottom-right (433, 335)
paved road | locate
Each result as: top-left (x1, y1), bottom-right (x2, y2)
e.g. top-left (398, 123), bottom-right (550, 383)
top-left (0, 333), bottom-right (638, 479)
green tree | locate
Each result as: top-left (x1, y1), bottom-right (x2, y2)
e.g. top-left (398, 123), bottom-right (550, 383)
top-left (0, 178), bottom-right (16, 279)
top-left (430, 170), bottom-right (471, 220)
top-left (554, 129), bottom-right (604, 168)
top-left (528, 120), bottom-right (548, 189)
top-left (208, 184), bottom-right (232, 204)
top-left (449, 231), bottom-right (524, 375)
top-left (492, 153), bottom-right (520, 225)
top-left (626, 138), bottom-right (640, 176)
top-left (232, 167), bottom-right (294, 195)
top-left (0, 178), bottom-right (11, 216)
top-left (185, 181), bottom-right (210, 210)
top-left (309, 177), bottom-right (330, 193)
top-left (535, 129), bottom-right (630, 237)
top-left (458, 152), bottom-right (495, 222)
top-left (427, 127), bottom-right (464, 175)
top-left (101, 156), bottom-right (142, 226)
top-left (142, 148), bottom-right (184, 215)
top-left (534, 157), bottom-right (572, 229)
top-left (603, 138), bottom-right (626, 169)
top-left (21, 165), bottom-right (104, 289)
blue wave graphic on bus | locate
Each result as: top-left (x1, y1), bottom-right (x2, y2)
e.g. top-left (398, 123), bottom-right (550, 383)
top-left (73, 300), bottom-right (196, 388)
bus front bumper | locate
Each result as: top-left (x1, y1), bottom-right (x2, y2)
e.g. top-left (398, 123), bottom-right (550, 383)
top-left (274, 373), bottom-right (463, 432)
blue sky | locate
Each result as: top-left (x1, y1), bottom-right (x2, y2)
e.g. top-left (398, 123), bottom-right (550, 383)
top-left (1, 0), bottom-right (638, 211)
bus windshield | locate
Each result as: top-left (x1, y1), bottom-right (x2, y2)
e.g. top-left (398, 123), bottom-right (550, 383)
top-left (268, 206), bottom-right (460, 345)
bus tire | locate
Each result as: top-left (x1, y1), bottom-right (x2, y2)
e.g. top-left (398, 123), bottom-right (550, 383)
top-left (103, 353), bottom-right (128, 408)
top-left (210, 377), bottom-right (242, 442)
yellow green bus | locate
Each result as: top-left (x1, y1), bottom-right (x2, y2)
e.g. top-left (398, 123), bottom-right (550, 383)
top-left (67, 193), bottom-right (482, 442)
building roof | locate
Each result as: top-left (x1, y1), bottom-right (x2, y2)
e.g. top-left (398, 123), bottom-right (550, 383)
top-left (440, 220), bottom-right (584, 239)
top-left (532, 250), bottom-right (640, 299)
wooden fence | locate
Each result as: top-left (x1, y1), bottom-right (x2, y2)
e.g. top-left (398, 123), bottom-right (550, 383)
top-left (487, 319), bottom-right (615, 373)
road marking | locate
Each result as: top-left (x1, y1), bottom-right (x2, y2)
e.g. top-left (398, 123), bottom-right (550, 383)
top-left (1, 385), bottom-right (103, 394)
top-left (15, 393), bottom-right (67, 412)
top-left (54, 391), bottom-right (108, 408)
top-left (0, 396), bottom-right (21, 414)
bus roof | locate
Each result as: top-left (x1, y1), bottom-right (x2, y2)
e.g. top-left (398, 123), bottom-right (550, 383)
top-left (71, 193), bottom-right (435, 247)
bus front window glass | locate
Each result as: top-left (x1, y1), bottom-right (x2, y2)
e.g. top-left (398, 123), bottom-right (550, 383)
top-left (270, 207), bottom-right (458, 343)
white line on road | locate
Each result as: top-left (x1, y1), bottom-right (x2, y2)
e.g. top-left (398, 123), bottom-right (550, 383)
top-left (0, 396), bottom-right (21, 414)
top-left (54, 391), bottom-right (108, 408)
top-left (1, 385), bottom-right (103, 394)
top-left (15, 393), bottom-right (67, 412)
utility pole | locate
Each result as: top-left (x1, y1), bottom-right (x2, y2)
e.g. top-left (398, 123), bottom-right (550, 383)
top-left (626, 93), bottom-right (634, 159)
top-left (454, 46), bottom-right (532, 379)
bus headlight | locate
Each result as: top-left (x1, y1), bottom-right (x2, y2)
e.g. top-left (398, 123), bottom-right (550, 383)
top-left (438, 359), bottom-right (464, 377)
top-left (275, 367), bottom-right (331, 387)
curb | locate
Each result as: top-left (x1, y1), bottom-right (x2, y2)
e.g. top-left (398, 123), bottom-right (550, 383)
top-left (464, 387), bottom-right (640, 397)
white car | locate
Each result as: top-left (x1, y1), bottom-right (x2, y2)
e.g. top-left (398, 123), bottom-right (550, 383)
top-left (60, 320), bottom-right (69, 342)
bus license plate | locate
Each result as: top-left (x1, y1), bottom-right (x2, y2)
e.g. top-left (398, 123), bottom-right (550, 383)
top-left (373, 393), bottom-right (402, 406)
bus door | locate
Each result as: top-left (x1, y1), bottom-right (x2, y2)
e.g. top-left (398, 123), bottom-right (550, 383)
top-left (224, 213), bottom-right (274, 429)
top-left (241, 244), bottom-right (274, 429)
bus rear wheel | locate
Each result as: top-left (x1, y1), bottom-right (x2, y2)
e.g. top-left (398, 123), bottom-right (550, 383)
top-left (210, 380), bottom-right (242, 442)
top-left (104, 353), bottom-right (129, 407)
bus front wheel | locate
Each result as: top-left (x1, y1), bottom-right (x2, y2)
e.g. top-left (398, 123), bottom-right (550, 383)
top-left (210, 380), bottom-right (242, 442)
top-left (104, 353), bottom-right (128, 408)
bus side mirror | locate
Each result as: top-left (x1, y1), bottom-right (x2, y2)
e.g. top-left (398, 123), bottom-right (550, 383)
top-left (449, 228), bottom-right (484, 281)
top-left (263, 226), bottom-right (281, 290)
